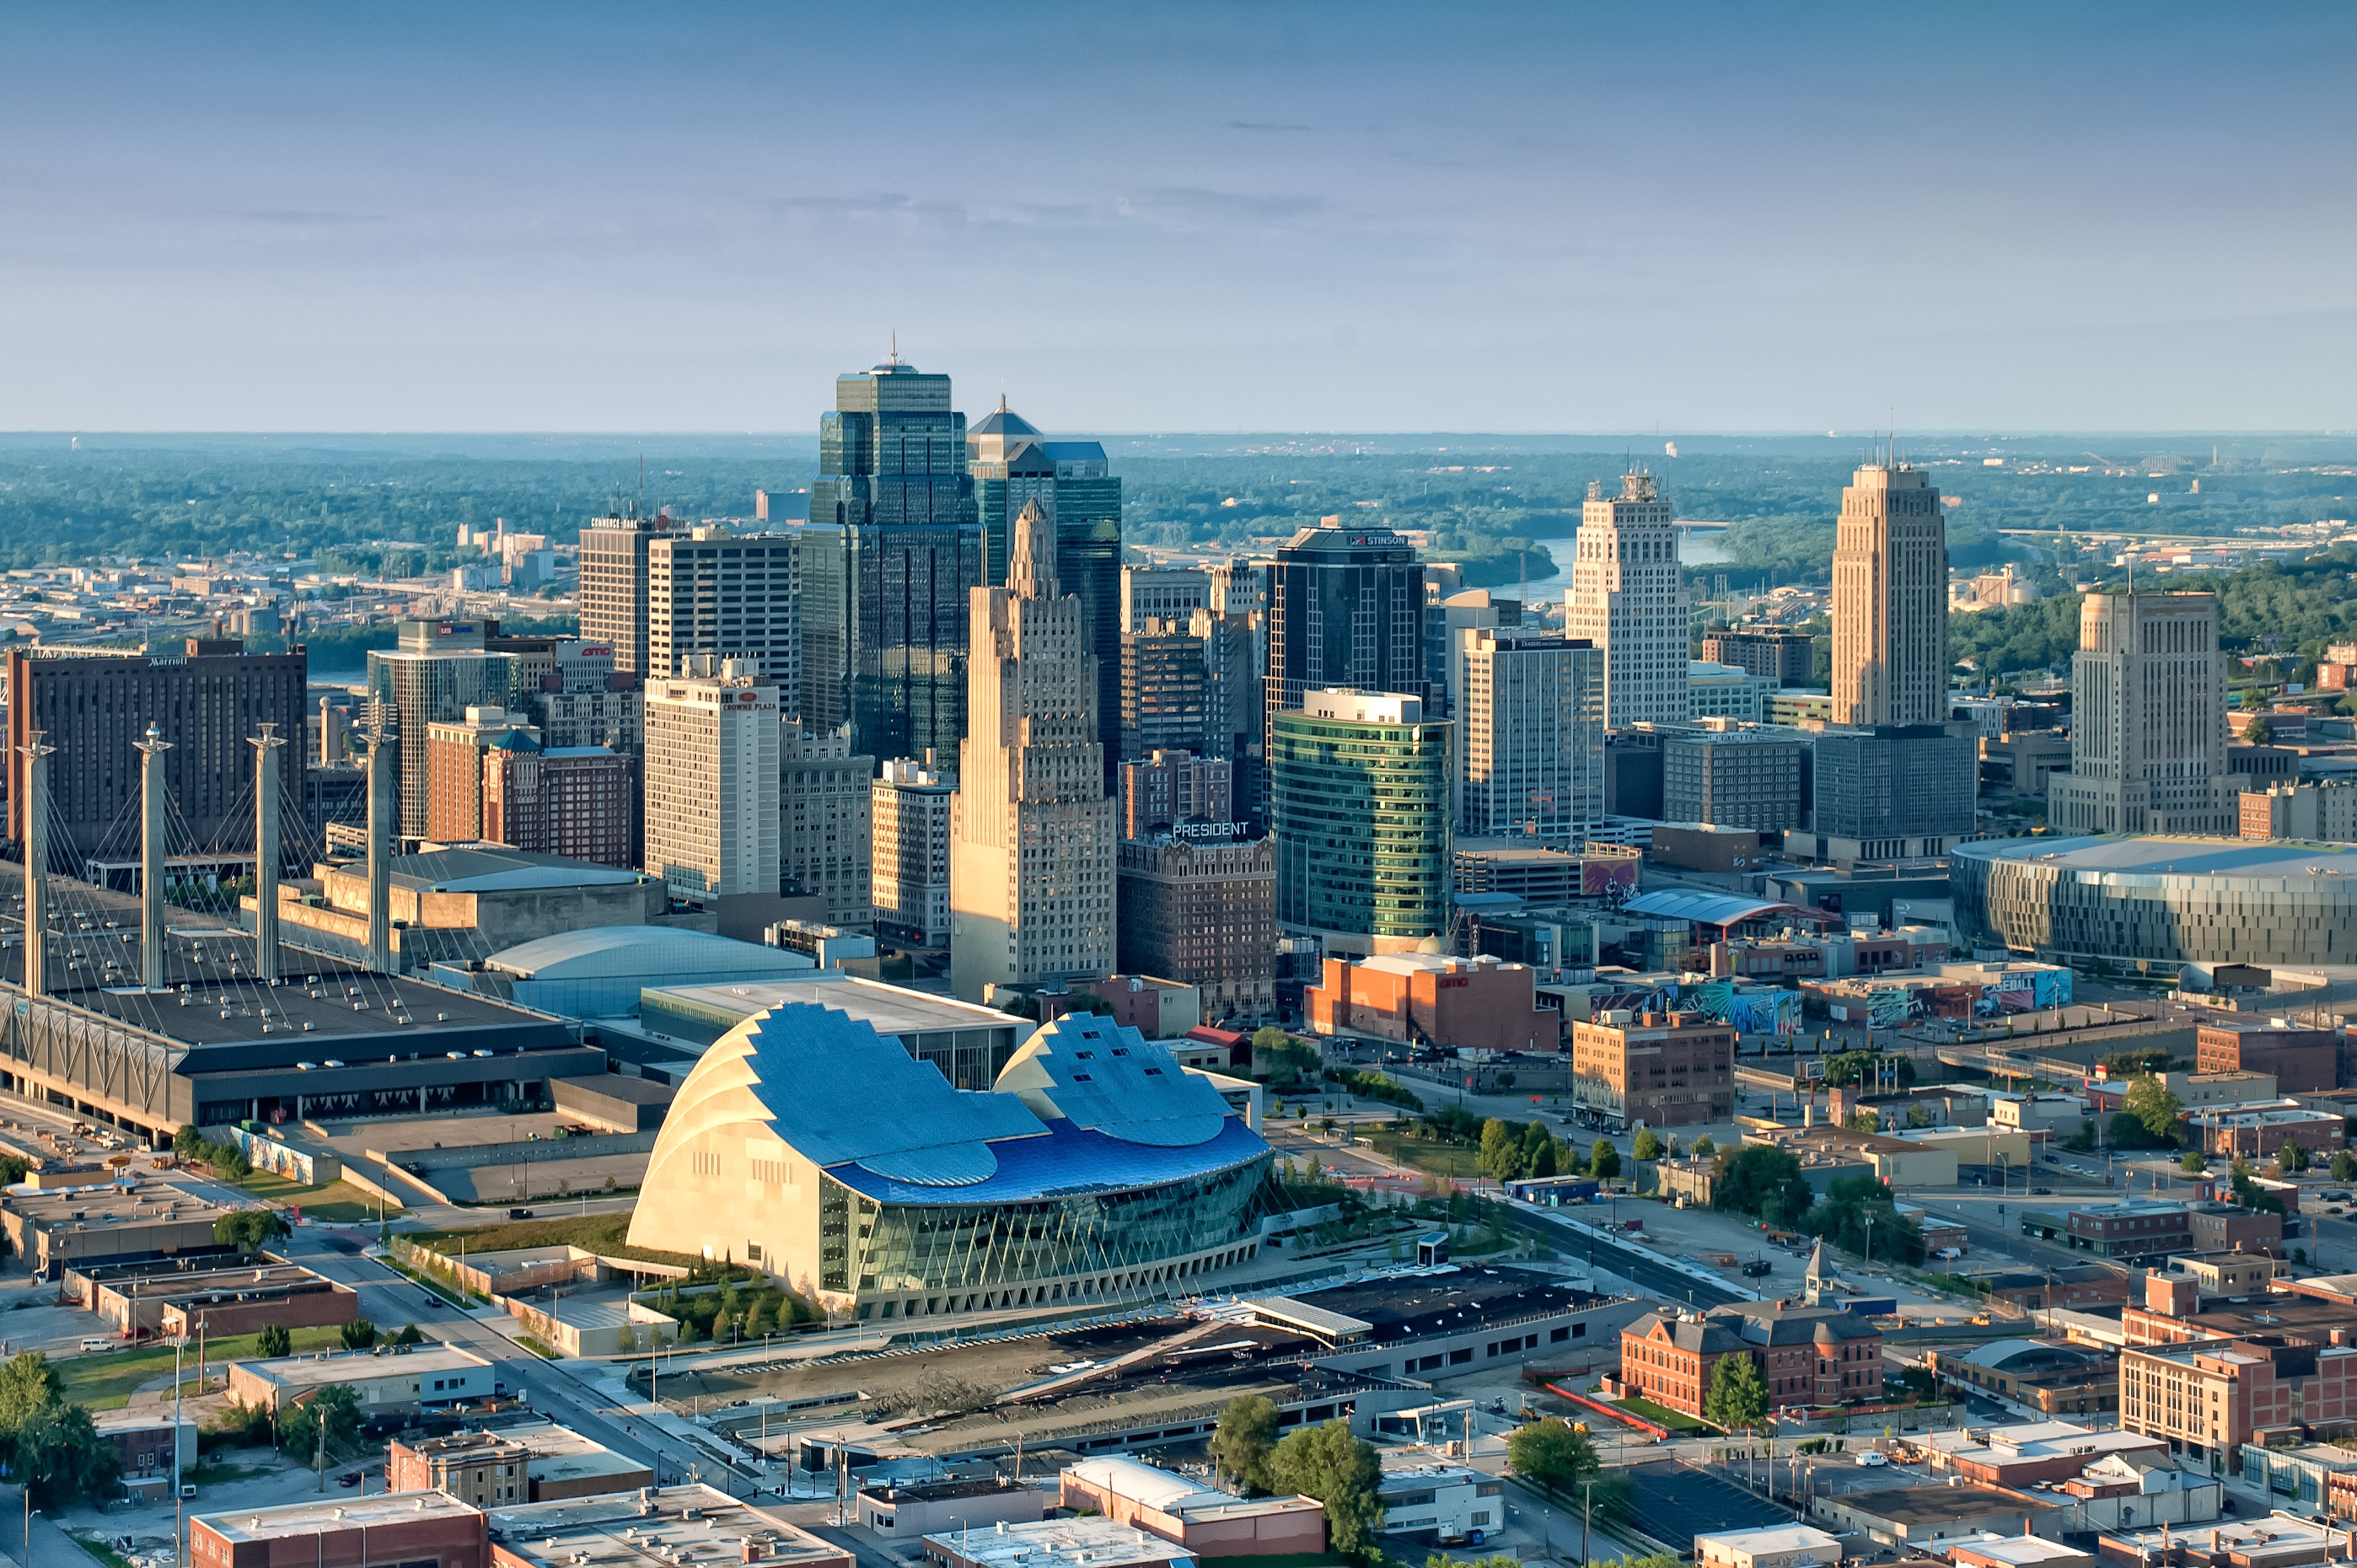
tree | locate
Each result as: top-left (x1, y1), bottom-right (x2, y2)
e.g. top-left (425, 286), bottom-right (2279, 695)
top-left (1705, 1355), bottom-right (1769, 1435)
top-left (2246, 715), bottom-right (2277, 746)
top-left (2107, 1111), bottom-right (2168, 1150)
top-left (2125, 1075), bottom-right (2185, 1143)
top-left (1692, 1135), bottom-right (1716, 1159)
top-left (1506, 1416), bottom-right (1598, 1498)
top-left (1587, 1139), bottom-right (1620, 1181)
top-left (1632, 1127), bottom-right (1663, 1162)
top-left (215, 1208), bottom-right (291, 1251)
top-left (1527, 1138), bottom-right (1559, 1179)
top-left (2334, 1150), bottom-right (2357, 1183)
top-left (0, 1355), bottom-right (121, 1506)
top-left (256, 1324), bottom-right (293, 1359)
top-left (1710, 1145), bottom-right (1811, 1227)
top-left (1210, 1394), bottom-right (1281, 1496)
top-left (1268, 1420), bottom-right (1384, 1556)
top-left (2281, 1140), bottom-right (2311, 1173)
top-left (2180, 1151), bottom-right (2208, 1174)
top-left (277, 1383), bottom-right (362, 1467)
top-left (1479, 1120), bottom-right (1525, 1183)
top-left (1804, 1174), bottom-right (1926, 1265)
top-left (1846, 1112), bottom-right (1880, 1133)
top-left (173, 1124), bottom-right (206, 1158)
top-left (340, 1319), bottom-right (378, 1351)
top-left (392, 1322), bottom-right (426, 1346)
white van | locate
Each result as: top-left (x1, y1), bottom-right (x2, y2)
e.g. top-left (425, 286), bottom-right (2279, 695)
top-left (79, 1336), bottom-right (115, 1353)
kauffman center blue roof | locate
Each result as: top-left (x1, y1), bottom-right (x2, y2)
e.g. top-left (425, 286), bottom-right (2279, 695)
top-left (650, 1001), bottom-right (1268, 1204)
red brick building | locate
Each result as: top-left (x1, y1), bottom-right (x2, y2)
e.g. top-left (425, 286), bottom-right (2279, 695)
top-left (1619, 1302), bottom-right (1884, 1420)
top-left (191, 1492), bottom-right (486, 1568)
top-left (2197, 1022), bottom-right (2338, 1093)
top-left (481, 744), bottom-right (636, 869)
top-left (1304, 953), bottom-right (1560, 1053)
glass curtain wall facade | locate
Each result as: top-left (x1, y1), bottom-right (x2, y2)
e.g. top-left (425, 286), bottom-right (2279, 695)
top-left (808, 357), bottom-right (980, 767)
top-left (1271, 689), bottom-right (1452, 946)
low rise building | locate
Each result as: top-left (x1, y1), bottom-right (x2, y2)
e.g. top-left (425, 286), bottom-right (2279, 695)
top-left (921, 1518), bottom-right (1191, 1568)
top-left (1307, 953), bottom-right (1561, 1055)
top-left (1925, 1343), bottom-right (2119, 1417)
top-left (1375, 1463), bottom-right (1504, 1544)
top-left (93, 1410), bottom-right (195, 1500)
top-left (2065, 1202), bottom-right (2192, 1261)
top-left (89, 1257), bottom-right (358, 1339)
top-left (1, 1181), bottom-right (233, 1276)
top-left (389, 1421), bottom-right (652, 1506)
top-left (2238, 1443), bottom-right (2357, 1519)
top-left (227, 1343), bottom-right (500, 1415)
top-left (1570, 1010), bottom-right (1736, 1129)
top-left (1753, 1125), bottom-right (1958, 1187)
top-left (1949, 1538), bottom-right (2095, 1568)
top-left (2195, 1021), bottom-right (2338, 1093)
top-left (1620, 1300), bottom-right (1883, 1420)
top-left (2099, 1513), bottom-right (2342, 1568)
top-left (488, 1486), bottom-right (848, 1568)
top-left (1694, 1525), bottom-right (1844, 1568)
top-left (856, 1478), bottom-right (1044, 1542)
top-left (2118, 1334), bottom-right (2357, 1474)
top-left (2193, 1104), bottom-right (2346, 1161)
top-left (1060, 1457), bottom-right (1326, 1557)
top-left (1808, 1483), bottom-right (2063, 1550)
top-left (1065, 975), bottom-right (1201, 1039)
top-left (192, 1491), bottom-right (486, 1568)
top-left (1917, 1420), bottom-right (2165, 1486)
top-left (1991, 1093), bottom-right (2092, 1135)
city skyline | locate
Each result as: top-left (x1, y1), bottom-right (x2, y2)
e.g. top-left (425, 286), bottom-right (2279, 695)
top-left (4, 3), bottom-right (2351, 433)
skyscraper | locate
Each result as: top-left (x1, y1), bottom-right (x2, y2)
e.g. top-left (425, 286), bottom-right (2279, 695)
top-left (424, 705), bottom-right (538, 844)
top-left (872, 757), bottom-right (955, 948)
top-left (640, 656), bottom-right (781, 901)
top-left (1830, 455), bottom-right (1949, 727)
top-left (1264, 518), bottom-right (1427, 760)
top-left (807, 352), bottom-right (982, 767)
top-left (949, 501), bottom-right (1117, 1001)
top-left (646, 528), bottom-right (803, 694)
top-left (1270, 688), bottom-right (1452, 955)
top-left (577, 510), bottom-right (680, 677)
top-left (1570, 471), bottom-right (1689, 728)
top-left (969, 402), bottom-right (1123, 787)
top-left (1120, 617), bottom-right (1210, 759)
top-left (366, 621), bottom-right (523, 838)
top-left (1454, 631), bottom-right (1604, 846)
top-left (779, 718), bottom-right (875, 929)
top-left (2048, 591), bottom-right (2233, 835)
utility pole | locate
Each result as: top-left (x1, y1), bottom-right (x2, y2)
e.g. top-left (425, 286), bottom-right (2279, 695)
top-left (1582, 1477), bottom-right (1593, 1565)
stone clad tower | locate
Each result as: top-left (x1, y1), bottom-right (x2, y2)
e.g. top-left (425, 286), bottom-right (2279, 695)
top-left (1831, 452), bottom-right (1949, 727)
top-left (950, 501), bottom-right (1117, 1001)
top-left (1570, 470), bottom-right (1689, 728)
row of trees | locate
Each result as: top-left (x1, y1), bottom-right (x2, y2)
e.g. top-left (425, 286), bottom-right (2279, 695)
top-left (1468, 1114), bottom-right (1717, 1184)
top-left (1709, 1146), bottom-right (1927, 1262)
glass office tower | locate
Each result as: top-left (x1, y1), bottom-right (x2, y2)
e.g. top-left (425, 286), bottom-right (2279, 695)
top-left (808, 354), bottom-right (981, 767)
top-left (1270, 687), bottom-right (1452, 949)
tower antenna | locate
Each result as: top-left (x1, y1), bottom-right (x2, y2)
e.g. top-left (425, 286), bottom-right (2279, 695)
top-left (638, 455), bottom-right (645, 517)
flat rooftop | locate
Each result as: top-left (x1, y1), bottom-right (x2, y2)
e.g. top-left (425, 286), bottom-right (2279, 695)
top-left (1851, 1485), bottom-right (2059, 1526)
top-left (405, 1421), bottom-right (644, 1487)
top-left (926, 1517), bottom-right (1185, 1568)
top-left (7, 1179), bottom-right (230, 1227)
top-left (1286, 1266), bottom-right (1599, 1343)
top-left (1957, 834), bottom-right (2357, 879)
top-left (242, 1343), bottom-right (491, 1388)
top-left (196, 1490), bottom-right (479, 1542)
top-left (646, 973), bottom-right (1027, 1039)
top-left (485, 1485), bottom-right (845, 1568)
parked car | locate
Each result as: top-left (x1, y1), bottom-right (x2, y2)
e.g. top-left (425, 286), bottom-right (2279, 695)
top-left (507, 1207), bottom-right (534, 1219)
top-left (338, 1473), bottom-right (363, 1489)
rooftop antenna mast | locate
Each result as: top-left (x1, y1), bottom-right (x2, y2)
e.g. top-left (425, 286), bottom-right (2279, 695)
top-left (638, 455), bottom-right (645, 518)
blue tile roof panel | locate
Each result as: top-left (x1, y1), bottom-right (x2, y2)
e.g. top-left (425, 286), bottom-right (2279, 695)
top-left (828, 1115), bottom-right (1269, 1206)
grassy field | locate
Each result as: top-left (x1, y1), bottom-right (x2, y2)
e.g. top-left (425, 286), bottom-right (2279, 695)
top-left (227, 1170), bottom-right (401, 1223)
top-left (1358, 1128), bottom-right (1484, 1180)
top-left (1616, 1394), bottom-right (1714, 1433)
top-left (406, 1213), bottom-right (700, 1269)
top-left (59, 1325), bottom-right (346, 1410)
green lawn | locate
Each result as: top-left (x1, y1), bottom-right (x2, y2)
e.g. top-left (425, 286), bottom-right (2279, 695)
top-left (406, 1213), bottom-right (700, 1268)
top-left (60, 1325), bottom-right (347, 1410)
top-left (1615, 1395), bottom-right (1715, 1433)
top-left (212, 1169), bottom-right (402, 1223)
top-left (1359, 1128), bottom-right (1485, 1180)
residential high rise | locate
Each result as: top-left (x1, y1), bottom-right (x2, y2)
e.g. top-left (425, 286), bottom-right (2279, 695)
top-left (481, 744), bottom-right (637, 868)
top-left (424, 705), bottom-right (539, 844)
top-left (949, 501), bottom-right (1117, 1001)
top-left (1117, 830), bottom-right (1277, 1026)
top-left (1120, 565), bottom-right (1211, 633)
top-left (970, 403), bottom-right (1123, 787)
top-left (1702, 625), bottom-right (1815, 687)
top-left (1428, 588), bottom-right (1522, 717)
top-left (1661, 732), bottom-right (1806, 832)
top-left (5, 640), bottom-right (309, 867)
top-left (1196, 607), bottom-right (1264, 793)
top-left (806, 352), bottom-right (982, 767)
top-left (577, 510), bottom-right (681, 676)
top-left (1120, 617), bottom-right (1210, 759)
top-left (1830, 455), bottom-right (1949, 727)
top-left (640, 656), bottom-right (781, 900)
top-left (1270, 688), bottom-right (1452, 955)
top-left (872, 757), bottom-right (955, 948)
top-left (1454, 631), bottom-right (1603, 846)
top-left (1265, 519), bottom-right (1426, 770)
top-left (1801, 727), bottom-right (1977, 862)
top-left (1119, 749), bottom-right (1232, 839)
top-left (779, 718), bottom-right (874, 929)
top-left (1570, 470), bottom-right (1689, 727)
top-left (530, 639), bottom-right (643, 755)
top-left (2048, 591), bottom-right (2233, 835)
top-left (646, 529), bottom-right (803, 700)
top-left (365, 621), bottom-right (524, 838)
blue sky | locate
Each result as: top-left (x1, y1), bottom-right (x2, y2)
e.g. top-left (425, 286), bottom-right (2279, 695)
top-left (4, 2), bottom-right (2352, 432)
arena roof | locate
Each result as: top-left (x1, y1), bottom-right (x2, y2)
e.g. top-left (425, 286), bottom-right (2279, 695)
top-left (1619, 889), bottom-right (1803, 927)
top-left (485, 924), bottom-right (814, 981)
top-left (996, 1017), bottom-right (1234, 1146)
top-left (1957, 834), bottom-right (2357, 878)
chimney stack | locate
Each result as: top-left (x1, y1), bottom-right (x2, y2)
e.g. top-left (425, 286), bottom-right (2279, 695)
top-left (18, 731), bottom-right (52, 1000)
top-left (136, 723), bottom-right (172, 991)
top-left (250, 723), bottom-right (285, 985)
top-left (364, 723), bottom-right (395, 974)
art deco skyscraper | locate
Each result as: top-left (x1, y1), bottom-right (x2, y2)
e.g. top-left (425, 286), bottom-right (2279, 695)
top-left (1570, 471), bottom-right (1689, 727)
top-left (2048, 591), bottom-right (2233, 835)
top-left (806, 351), bottom-right (982, 767)
top-left (1830, 455), bottom-right (1949, 727)
top-left (949, 501), bottom-right (1117, 1001)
